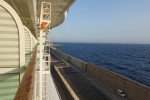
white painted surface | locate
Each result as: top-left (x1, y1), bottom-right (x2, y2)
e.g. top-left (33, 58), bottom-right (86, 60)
top-left (0, 68), bottom-right (19, 74)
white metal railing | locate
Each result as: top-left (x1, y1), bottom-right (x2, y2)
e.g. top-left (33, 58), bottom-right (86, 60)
top-left (34, 2), bottom-right (61, 100)
top-left (35, 2), bottom-right (51, 100)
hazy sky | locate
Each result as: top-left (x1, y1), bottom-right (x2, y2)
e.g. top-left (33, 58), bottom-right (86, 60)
top-left (50, 0), bottom-right (150, 44)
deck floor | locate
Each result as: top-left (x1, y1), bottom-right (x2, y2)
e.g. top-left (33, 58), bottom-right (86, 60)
top-left (55, 66), bottom-right (109, 100)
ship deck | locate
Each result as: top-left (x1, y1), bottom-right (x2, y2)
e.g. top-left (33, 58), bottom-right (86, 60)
top-left (51, 53), bottom-right (128, 100)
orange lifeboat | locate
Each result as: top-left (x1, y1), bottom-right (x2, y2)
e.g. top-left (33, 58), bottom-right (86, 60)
top-left (41, 22), bottom-right (47, 29)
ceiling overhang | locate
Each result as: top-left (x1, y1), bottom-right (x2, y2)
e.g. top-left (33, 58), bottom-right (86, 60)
top-left (4, 0), bottom-right (75, 37)
top-left (37, 0), bottom-right (75, 29)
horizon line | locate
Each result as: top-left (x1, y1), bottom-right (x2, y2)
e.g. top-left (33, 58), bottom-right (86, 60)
top-left (51, 42), bottom-right (150, 45)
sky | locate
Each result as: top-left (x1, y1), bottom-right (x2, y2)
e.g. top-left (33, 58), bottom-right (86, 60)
top-left (50, 0), bottom-right (150, 44)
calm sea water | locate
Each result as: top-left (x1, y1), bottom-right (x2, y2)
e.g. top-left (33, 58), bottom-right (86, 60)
top-left (57, 43), bottom-right (150, 86)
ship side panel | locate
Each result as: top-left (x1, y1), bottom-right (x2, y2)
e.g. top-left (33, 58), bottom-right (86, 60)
top-left (0, 1), bottom-right (25, 99)
top-left (0, 5), bottom-right (19, 99)
top-left (24, 26), bottom-right (32, 67)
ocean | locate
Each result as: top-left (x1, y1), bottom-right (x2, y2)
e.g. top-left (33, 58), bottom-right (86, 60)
top-left (57, 43), bottom-right (150, 86)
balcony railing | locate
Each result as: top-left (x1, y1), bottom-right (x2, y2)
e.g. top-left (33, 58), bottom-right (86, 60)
top-left (14, 46), bottom-right (37, 100)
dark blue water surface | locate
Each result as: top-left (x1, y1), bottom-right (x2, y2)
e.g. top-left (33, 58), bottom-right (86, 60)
top-left (57, 43), bottom-right (150, 86)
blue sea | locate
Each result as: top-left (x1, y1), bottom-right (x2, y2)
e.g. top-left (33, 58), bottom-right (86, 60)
top-left (57, 43), bottom-right (150, 86)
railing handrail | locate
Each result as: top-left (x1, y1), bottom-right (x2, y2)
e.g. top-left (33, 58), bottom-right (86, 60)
top-left (14, 46), bottom-right (37, 100)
